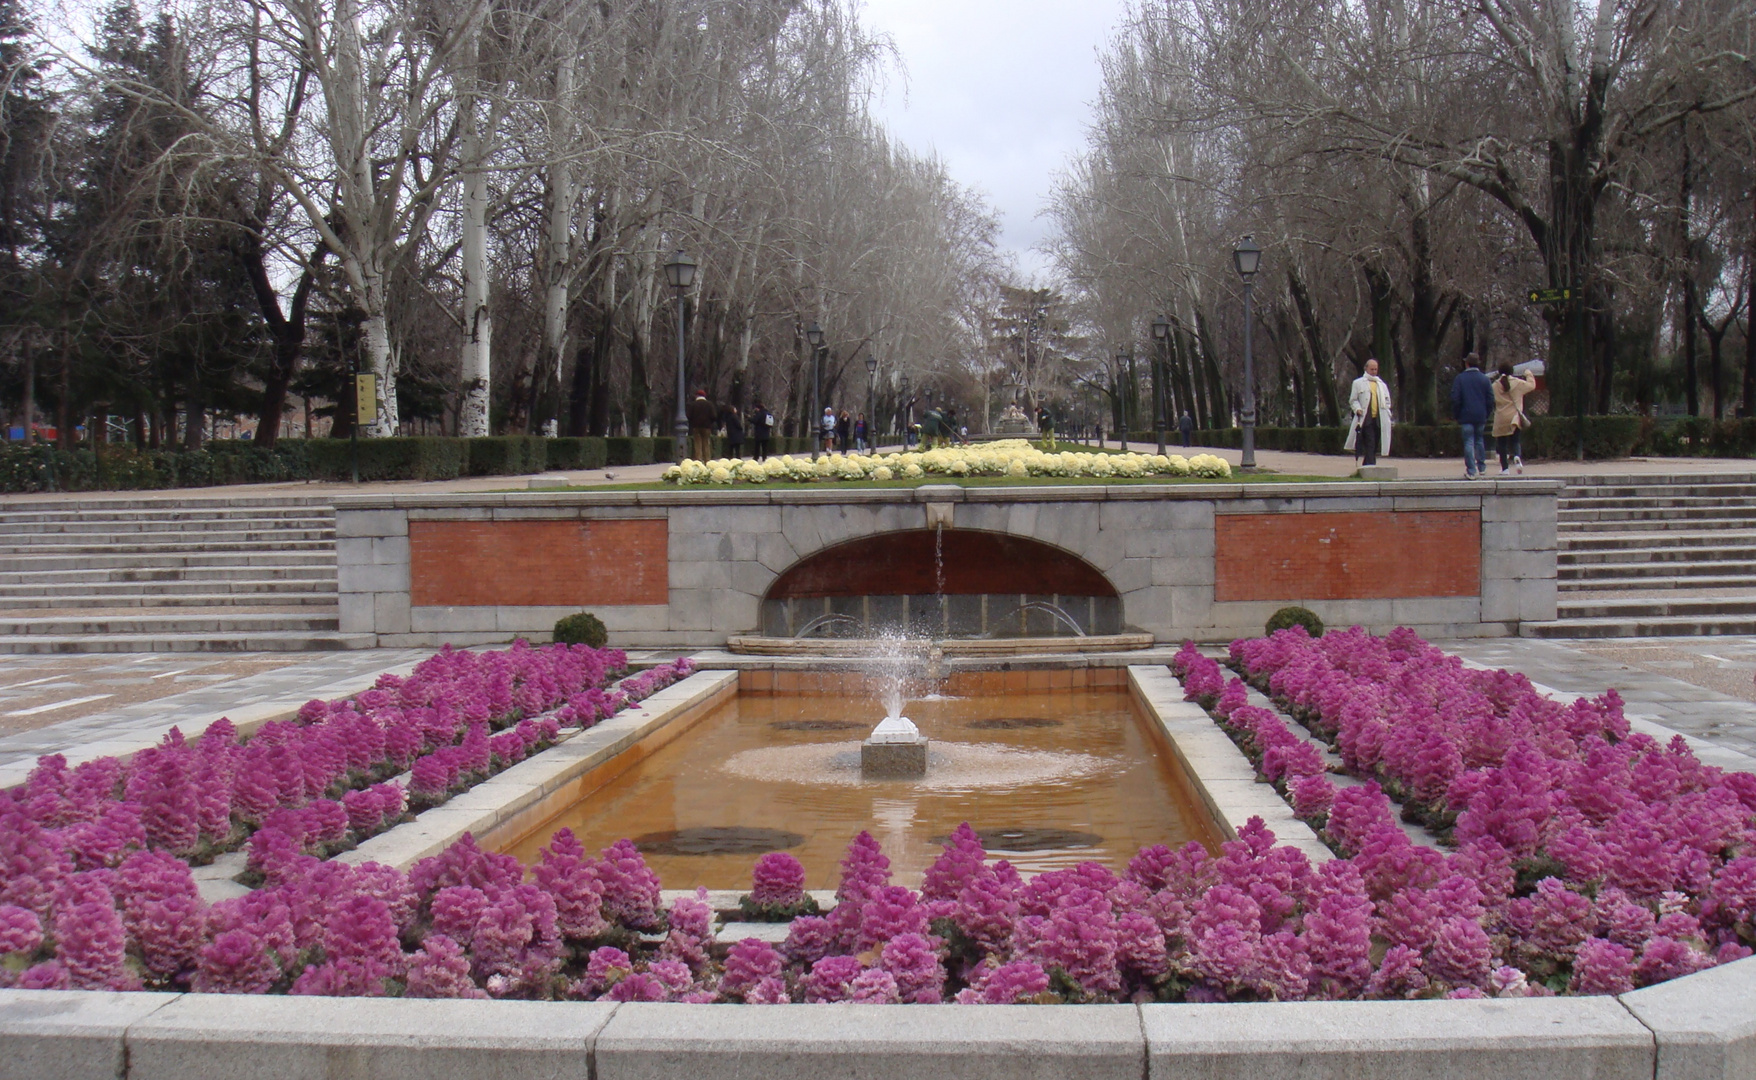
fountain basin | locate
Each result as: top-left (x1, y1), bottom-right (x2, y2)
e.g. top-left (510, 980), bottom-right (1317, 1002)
top-left (726, 633), bottom-right (1154, 657)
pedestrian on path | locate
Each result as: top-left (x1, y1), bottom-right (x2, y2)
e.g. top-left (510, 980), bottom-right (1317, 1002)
top-left (820, 407), bottom-right (837, 453)
top-left (749, 398), bottom-right (773, 460)
top-left (1344, 358), bottom-right (1392, 466)
top-left (719, 401), bottom-right (744, 459)
top-left (1450, 353), bottom-right (1494, 479)
top-left (1493, 362), bottom-right (1537, 475)
top-left (1178, 410), bottom-right (1194, 448)
top-left (686, 388), bottom-right (716, 462)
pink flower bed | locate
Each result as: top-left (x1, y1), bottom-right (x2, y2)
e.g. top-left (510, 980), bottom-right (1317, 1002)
top-left (0, 643), bottom-right (695, 990)
top-left (1, 630), bottom-right (1747, 1003)
top-left (1175, 627), bottom-right (1756, 994)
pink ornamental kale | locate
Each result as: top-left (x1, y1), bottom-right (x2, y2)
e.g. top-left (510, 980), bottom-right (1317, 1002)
top-left (719, 938), bottom-right (785, 1000)
top-left (955, 959), bottom-right (1052, 1004)
top-left (749, 851), bottom-right (809, 909)
top-left (880, 932), bottom-right (946, 1003)
top-left (804, 954), bottom-right (867, 1003)
top-left (0, 905), bottom-right (43, 957)
top-left (596, 839), bottom-right (664, 931)
top-left (404, 934), bottom-right (486, 999)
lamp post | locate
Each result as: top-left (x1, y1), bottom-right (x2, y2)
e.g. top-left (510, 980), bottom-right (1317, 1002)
top-left (1151, 316), bottom-right (1170, 454)
top-left (663, 251), bottom-right (697, 456)
top-left (1232, 235), bottom-right (1261, 471)
top-left (865, 353), bottom-right (878, 450)
top-left (806, 321), bottom-right (825, 460)
top-left (1114, 351), bottom-right (1129, 451)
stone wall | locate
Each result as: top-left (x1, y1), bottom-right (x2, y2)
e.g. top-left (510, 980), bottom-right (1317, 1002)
top-left (334, 480), bottom-right (1559, 647)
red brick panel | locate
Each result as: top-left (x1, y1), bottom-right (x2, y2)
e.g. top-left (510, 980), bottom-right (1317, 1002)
top-left (1214, 510), bottom-right (1479, 602)
top-left (409, 519), bottom-right (669, 607)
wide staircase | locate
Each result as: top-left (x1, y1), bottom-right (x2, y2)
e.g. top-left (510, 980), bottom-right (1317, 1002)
top-left (0, 496), bottom-right (370, 653)
top-left (1529, 473), bottom-right (1756, 638)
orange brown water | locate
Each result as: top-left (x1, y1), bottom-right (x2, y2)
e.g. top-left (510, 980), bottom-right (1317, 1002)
top-left (500, 688), bottom-right (1225, 889)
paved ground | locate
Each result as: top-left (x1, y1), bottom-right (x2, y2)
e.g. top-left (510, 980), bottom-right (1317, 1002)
top-left (1445, 637), bottom-right (1756, 759)
top-left (5, 636), bottom-right (1756, 775)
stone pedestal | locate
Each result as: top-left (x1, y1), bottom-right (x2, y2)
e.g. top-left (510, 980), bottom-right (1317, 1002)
top-left (861, 737), bottom-right (928, 779)
top-left (1356, 464), bottom-right (1399, 480)
top-left (862, 715), bottom-right (928, 779)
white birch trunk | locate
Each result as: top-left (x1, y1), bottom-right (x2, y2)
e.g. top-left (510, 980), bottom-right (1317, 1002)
top-left (541, 48), bottom-right (577, 397)
top-left (457, 41), bottom-right (491, 438)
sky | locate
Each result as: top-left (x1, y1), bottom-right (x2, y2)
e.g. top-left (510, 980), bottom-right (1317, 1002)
top-left (858, 0), bottom-right (1133, 282)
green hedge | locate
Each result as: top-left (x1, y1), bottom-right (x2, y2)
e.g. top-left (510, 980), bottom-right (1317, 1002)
top-left (547, 438), bottom-right (608, 470)
top-left (1636, 418), bottom-right (1756, 458)
top-left (1189, 416), bottom-right (1643, 461)
top-left (302, 437), bottom-right (466, 481)
top-left (464, 436), bottom-right (548, 477)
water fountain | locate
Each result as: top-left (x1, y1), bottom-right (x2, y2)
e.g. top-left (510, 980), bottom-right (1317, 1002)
top-left (859, 632), bottom-right (930, 778)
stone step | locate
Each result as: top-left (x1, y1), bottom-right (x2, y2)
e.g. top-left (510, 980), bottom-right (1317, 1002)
top-left (1559, 531), bottom-right (1756, 551)
top-left (1524, 614), bottom-right (1756, 638)
top-left (0, 536), bottom-right (336, 557)
top-left (0, 591), bottom-right (340, 610)
top-left (0, 514), bottom-right (335, 533)
top-left (0, 630), bottom-right (375, 654)
top-left (0, 610), bottom-right (341, 636)
top-left (1558, 576), bottom-right (1756, 593)
top-left (0, 552), bottom-right (336, 575)
top-left (1558, 506), bottom-right (1756, 523)
top-left (0, 494), bottom-right (334, 512)
top-left (1555, 595), bottom-right (1756, 620)
top-left (1558, 518), bottom-right (1756, 534)
top-left (1566, 498), bottom-right (1756, 516)
top-left (1564, 473), bottom-right (1756, 488)
top-left (0, 565), bottom-right (336, 587)
top-left (0, 576), bottom-right (337, 598)
top-left (1558, 559), bottom-right (1756, 577)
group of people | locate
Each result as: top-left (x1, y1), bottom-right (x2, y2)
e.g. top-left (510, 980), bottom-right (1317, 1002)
top-left (1343, 355), bottom-right (1536, 477)
top-left (685, 389), bottom-right (776, 461)
top-left (819, 408), bottom-right (871, 454)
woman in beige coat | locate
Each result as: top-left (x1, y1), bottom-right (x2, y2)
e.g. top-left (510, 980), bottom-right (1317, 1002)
top-left (1492, 362), bottom-right (1537, 474)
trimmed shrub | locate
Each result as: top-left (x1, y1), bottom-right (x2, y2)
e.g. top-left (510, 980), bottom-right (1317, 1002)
top-left (604, 436), bottom-right (657, 467)
top-left (552, 611), bottom-right (608, 648)
top-left (1265, 605), bottom-right (1324, 638)
top-left (302, 437), bottom-right (466, 481)
top-left (464, 435), bottom-right (548, 476)
top-left (547, 438), bottom-right (609, 471)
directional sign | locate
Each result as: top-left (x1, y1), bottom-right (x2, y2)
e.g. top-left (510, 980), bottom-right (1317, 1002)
top-left (1527, 287), bottom-right (1575, 305)
top-left (356, 374), bottom-right (378, 426)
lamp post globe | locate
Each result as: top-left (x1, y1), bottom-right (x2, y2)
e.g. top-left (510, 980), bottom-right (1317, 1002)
top-left (665, 251), bottom-right (697, 451)
top-left (1232, 235), bottom-right (1261, 471)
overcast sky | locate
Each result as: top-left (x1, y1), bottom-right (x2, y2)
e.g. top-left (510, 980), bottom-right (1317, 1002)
top-left (859, 0), bottom-right (1131, 282)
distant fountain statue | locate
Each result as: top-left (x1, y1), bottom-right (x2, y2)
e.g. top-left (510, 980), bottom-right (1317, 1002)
top-left (860, 633), bottom-right (930, 779)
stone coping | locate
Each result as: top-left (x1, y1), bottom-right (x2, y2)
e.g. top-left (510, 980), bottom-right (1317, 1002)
top-left (723, 633), bottom-right (1156, 657)
top-left (1127, 665), bottom-right (1332, 864)
top-left (333, 669), bottom-right (738, 871)
top-left (6, 960), bottom-right (1755, 1079)
top-left (331, 478), bottom-right (1560, 510)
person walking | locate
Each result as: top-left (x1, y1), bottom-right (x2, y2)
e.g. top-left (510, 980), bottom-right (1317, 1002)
top-left (686, 387), bottom-right (716, 462)
top-left (749, 398), bottom-right (772, 460)
top-left (719, 400), bottom-right (744, 459)
top-left (853, 413), bottom-right (867, 452)
top-left (1037, 405), bottom-right (1056, 450)
top-left (1492, 362), bottom-right (1537, 475)
top-left (836, 408), bottom-right (851, 453)
top-left (1449, 353), bottom-right (1495, 479)
top-left (820, 406), bottom-right (836, 453)
top-left (1178, 410), bottom-right (1194, 448)
top-left (1344, 358), bottom-right (1392, 466)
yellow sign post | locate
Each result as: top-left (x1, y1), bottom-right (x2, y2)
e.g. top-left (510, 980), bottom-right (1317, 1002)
top-left (355, 374), bottom-right (378, 427)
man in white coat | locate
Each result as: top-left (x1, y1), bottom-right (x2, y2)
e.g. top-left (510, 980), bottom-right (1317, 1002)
top-left (1344, 358), bottom-right (1392, 465)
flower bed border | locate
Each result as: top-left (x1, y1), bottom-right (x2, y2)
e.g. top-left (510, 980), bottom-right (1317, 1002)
top-left (4, 966), bottom-right (1752, 1079)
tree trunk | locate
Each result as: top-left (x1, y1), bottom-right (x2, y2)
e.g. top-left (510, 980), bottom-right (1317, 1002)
top-left (1746, 188), bottom-right (1756, 416)
top-left (245, 243), bottom-right (320, 448)
top-left (1407, 207), bottom-right (1442, 425)
top-left (457, 53), bottom-right (492, 438)
top-left (532, 48), bottom-right (576, 436)
top-left (1286, 266), bottom-right (1340, 426)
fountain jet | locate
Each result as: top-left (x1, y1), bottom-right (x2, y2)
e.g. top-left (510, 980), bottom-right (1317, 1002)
top-left (861, 632), bottom-right (929, 778)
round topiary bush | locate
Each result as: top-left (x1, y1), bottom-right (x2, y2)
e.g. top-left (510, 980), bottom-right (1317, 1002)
top-left (553, 611), bottom-right (608, 648)
top-left (1265, 605), bottom-right (1323, 638)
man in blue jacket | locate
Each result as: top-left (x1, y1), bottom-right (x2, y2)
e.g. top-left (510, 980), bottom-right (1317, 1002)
top-left (1449, 354), bottom-right (1494, 480)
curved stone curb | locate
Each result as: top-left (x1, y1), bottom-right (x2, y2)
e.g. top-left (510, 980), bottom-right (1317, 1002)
top-left (1620, 954), bottom-right (1756, 1080)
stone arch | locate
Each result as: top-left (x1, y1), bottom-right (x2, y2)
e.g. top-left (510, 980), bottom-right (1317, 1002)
top-left (760, 529), bottom-right (1121, 638)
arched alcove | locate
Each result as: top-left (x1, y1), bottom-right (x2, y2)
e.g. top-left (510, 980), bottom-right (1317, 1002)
top-left (761, 530), bottom-right (1120, 638)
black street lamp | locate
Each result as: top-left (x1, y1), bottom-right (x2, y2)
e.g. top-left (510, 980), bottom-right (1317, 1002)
top-left (1114, 351), bottom-right (1130, 451)
top-left (865, 353), bottom-right (878, 450)
top-left (1232, 235), bottom-right (1261, 471)
top-left (1151, 316), bottom-right (1170, 455)
top-left (664, 251), bottom-right (698, 455)
top-left (806, 321), bottom-right (825, 459)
